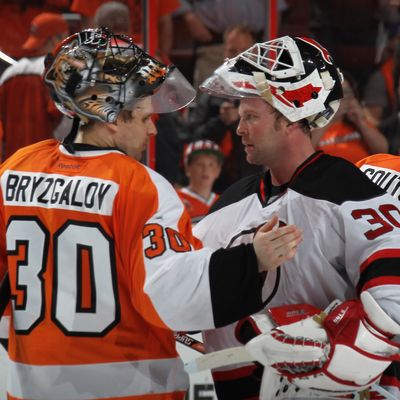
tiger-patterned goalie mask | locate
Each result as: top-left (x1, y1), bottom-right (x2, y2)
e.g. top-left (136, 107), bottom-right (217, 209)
top-left (43, 28), bottom-right (196, 123)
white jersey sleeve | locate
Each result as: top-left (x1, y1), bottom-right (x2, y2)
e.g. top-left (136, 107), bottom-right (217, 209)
top-left (138, 167), bottom-right (264, 331)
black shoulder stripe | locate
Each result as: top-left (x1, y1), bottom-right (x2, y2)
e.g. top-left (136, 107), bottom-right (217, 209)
top-left (209, 172), bottom-right (263, 214)
top-left (291, 154), bottom-right (386, 204)
top-left (357, 257), bottom-right (400, 293)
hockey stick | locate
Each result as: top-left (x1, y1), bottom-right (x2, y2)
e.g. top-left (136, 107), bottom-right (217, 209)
top-left (182, 304), bottom-right (339, 374)
top-left (184, 300), bottom-right (398, 400)
top-left (184, 345), bottom-right (251, 373)
top-left (369, 385), bottom-right (398, 400)
top-left (184, 345), bottom-right (397, 400)
top-left (174, 331), bottom-right (205, 354)
top-left (0, 51), bottom-right (16, 66)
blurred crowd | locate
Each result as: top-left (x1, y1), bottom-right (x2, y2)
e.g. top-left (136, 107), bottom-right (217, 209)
top-left (1, 0), bottom-right (400, 216)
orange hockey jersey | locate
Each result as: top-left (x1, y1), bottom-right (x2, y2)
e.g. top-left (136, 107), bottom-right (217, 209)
top-left (356, 153), bottom-right (400, 200)
top-left (0, 140), bottom-right (265, 399)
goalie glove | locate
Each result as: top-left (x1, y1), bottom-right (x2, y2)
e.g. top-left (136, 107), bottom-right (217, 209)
top-left (245, 291), bottom-right (400, 397)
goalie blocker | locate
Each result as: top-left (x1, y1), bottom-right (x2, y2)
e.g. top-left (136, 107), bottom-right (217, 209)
top-left (245, 291), bottom-right (400, 398)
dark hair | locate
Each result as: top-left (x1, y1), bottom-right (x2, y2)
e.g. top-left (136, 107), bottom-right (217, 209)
top-left (272, 108), bottom-right (311, 136)
top-left (119, 109), bottom-right (134, 123)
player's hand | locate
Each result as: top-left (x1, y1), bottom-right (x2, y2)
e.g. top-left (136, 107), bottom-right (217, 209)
top-left (253, 215), bottom-right (302, 272)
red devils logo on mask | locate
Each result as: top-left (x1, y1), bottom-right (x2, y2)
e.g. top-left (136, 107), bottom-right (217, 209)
top-left (270, 84), bottom-right (322, 108)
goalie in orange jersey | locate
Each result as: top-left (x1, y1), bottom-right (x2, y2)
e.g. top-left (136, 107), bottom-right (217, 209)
top-left (0, 27), bottom-right (303, 400)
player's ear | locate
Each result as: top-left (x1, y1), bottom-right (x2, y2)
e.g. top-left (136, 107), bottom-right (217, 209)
top-left (106, 121), bottom-right (119, 134)
top-left (285, 121), bottom-right (302, 135)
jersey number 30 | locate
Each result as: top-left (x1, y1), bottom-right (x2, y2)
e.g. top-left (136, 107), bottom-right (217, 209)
top-left (7, 217), bottom-right (119, 336)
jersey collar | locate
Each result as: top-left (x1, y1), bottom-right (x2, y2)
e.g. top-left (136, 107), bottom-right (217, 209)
top-left (60, 142), bottom-right (125, 157)
top-left (259, 151), bottom-right (324, 205)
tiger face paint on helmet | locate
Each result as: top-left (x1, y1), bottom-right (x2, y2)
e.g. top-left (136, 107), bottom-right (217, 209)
top-left (44, 28), bottom-right (195, 123)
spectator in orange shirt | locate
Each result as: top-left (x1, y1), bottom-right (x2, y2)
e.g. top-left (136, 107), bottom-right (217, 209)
top-left (177, 140), bottom-right (223, 224)
top-left (312, 74), bottom-right (389, 163)
top-left (0, 12), bottom-right (69, 161)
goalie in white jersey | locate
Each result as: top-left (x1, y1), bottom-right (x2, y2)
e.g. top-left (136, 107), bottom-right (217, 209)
top-left (193, 36), bottom-right (400, 399)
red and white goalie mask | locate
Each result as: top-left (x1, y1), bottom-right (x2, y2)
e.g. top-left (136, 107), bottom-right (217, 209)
top-left (200, 36), bottom-right (344, 129)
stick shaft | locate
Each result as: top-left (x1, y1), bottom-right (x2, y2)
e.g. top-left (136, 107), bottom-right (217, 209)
top-left (0, 51), bottom-right (16, 66)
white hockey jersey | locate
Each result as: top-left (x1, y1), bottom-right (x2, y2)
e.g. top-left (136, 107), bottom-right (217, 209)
top-left (194, 151), bottom-right (400, 399)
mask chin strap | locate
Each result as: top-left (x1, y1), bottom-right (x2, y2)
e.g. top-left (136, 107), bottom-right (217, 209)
top-left (252, 71), bottom-right (273, 105)
top-left (309, 99), bottom-right (340, 129)
top-left (61, 68), bottom-right (84, 153)
top-left (62, 116), bottom-right (81, 153)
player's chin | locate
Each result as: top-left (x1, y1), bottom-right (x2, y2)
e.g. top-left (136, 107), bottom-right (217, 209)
top-left (244, 145), bottom-right (255, 155)
top-left (245, 151), bottom-right (256, 164)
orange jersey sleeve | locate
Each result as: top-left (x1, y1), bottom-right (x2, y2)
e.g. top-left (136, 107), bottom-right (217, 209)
top-left (0, 140), bottom-right (213, 399)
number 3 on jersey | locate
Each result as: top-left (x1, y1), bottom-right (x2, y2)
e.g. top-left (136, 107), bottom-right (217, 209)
top-left (7, 217), bottom-right (119, 336)
top-left (352, 204), bottom-right (400, 240)
top-left (143, 223), bottom-right (191, 258)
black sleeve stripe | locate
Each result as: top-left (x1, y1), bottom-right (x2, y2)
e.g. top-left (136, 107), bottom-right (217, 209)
top-left (262, 267), bottom-right (280, 307)
top-left (209, 244), bottom-right (264, 328)
top-left (227, 227), bottom-right (258, 248)
top-left (380, 361), bottom-right (400, 388)
top-left (357, 258), bottom-right (400, 293)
